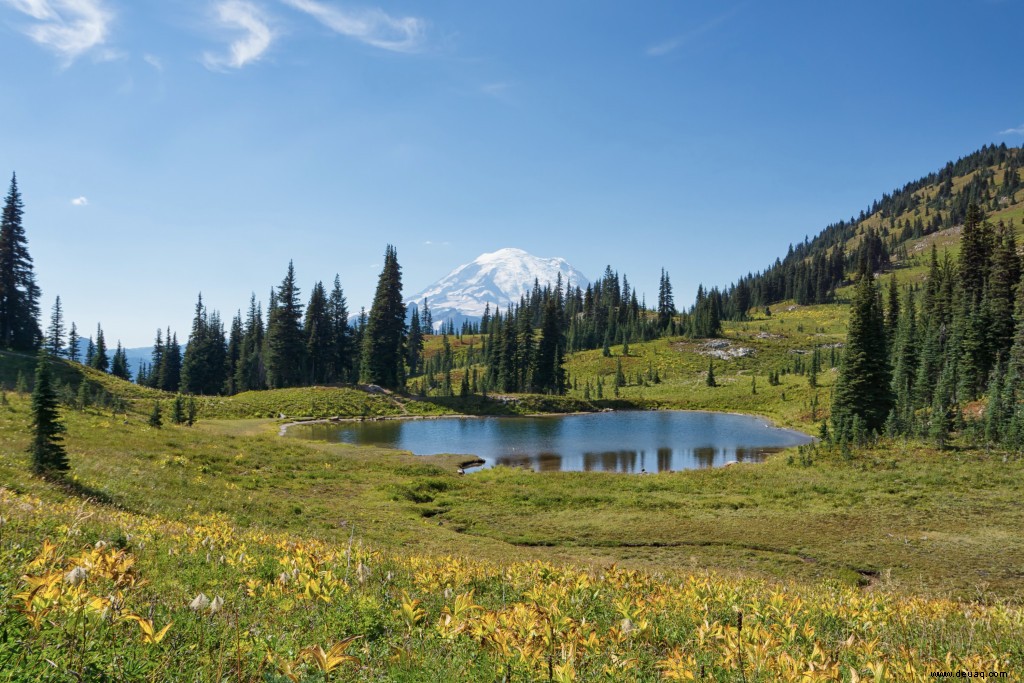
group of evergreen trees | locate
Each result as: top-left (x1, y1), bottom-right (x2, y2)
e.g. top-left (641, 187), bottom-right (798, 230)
top-left (831, 202), bottom-right (1024, 449)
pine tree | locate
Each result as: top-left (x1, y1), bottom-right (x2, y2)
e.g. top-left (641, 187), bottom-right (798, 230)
top-left (46, 296), bottom-right (65, 357)
top-left (533, 296), bottom-right (566, 394)
top-left (407, 307), bottom-right (424, 377)
top-left (0, 173), bottom-right (41, 352)
top-left (327, 276), bottom-right (350, 383)
top-left (148, 400), bottom-right (163, 428)
top-left (148, 329), bottom-right (164, 388)
top-left (181, 295), bottom-right (227, 395)
top-left (225, 313), bottom-right (243, 394)
top-left (706, 360), bottom-right (716, 387)
top-left (30, 350), bottom-right (68, 475)
top-left (360, 246), bottom-right (406, 390)
top-left (657, 269), bottom-right (676, 329)
top-left (111, 342), bottom-right (131, 380)
top-left (67, 322), bottom-right (79, 363)
top-left (266, 262), bottom-right (305, 388)
top-left (91, 324), bottom-right (109, 372)
top-left (235, 295), bottom-right (265, 392)
top-left (160, 331), bottom-right (182, 392)
top-left (304, 281), bottom-right (330, 385)
top-left (831, 274), bottom-right (894, 439)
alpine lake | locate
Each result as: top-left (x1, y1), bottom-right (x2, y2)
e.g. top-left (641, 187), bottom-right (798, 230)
top-left (285, 410), bottom-right (813, 473)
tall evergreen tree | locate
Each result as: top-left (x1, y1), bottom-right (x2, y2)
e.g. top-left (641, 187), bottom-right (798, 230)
top-left (657, 269), bottom-right (676, 329)
top-left (148, 328), bottom-right (165, 388)
top-left (0, 173), bottom-right (41, 351)
top-left (407, 306), bottom-right (424, 377)
top-left (181, 294), bottom-right (228, 395)
top-left (327, 275), bottom-right (351, 383)
top-left (831, 274), bottom-right (893, 439)
top-left (266, 262), bottom-right (305, 388)
top-left (533, 296), bottom-right (566, 394)
top-left (111, 342), bottom-right (131, 380)
top-left (30, 350), bottom-right (68, 475)
top-left (159, 330), bottom-right (182, 392)
top-left (91, 324), bottom-right (109, 372)
top-left (304, 281), bottom-right (331, 385)
top-left (360, 245), bottom-right (406, 390)
top-left (225, 313), bottom-right (244, 394)
top-left (67, 322), bottom-right (79, 363)
top-left (235, 294), bottom-right (265, 392)
top-left (46, 296), bottom-right (65, 357)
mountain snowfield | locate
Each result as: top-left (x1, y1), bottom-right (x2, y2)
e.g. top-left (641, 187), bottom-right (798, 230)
top-left (406, 248), bottom-right (590, 330)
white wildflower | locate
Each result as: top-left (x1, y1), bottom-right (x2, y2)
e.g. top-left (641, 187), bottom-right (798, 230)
top-left (64, 566), bottom-right (88, 586)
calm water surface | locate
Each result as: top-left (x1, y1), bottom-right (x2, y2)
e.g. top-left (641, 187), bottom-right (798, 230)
top-left (287, 411), bottom-right (813, 473)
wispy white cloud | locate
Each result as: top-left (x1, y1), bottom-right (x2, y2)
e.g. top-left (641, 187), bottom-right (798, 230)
top-left (70, 196), bottom-right (88, 206)
top-left (1000, 123), bottom-right (1024, 136)
top-left (143, 53), bottom-right (163, 71)
top-left (202, 0), bottom-right (274, 70)
top-left (646, 5), bottom-right (741, 57)
top-left (2, 0), bottom-right (113, 64)
top-left (480, 82), bottom-right (511, 99)
top-left (280, 0), bottom-right (425, 53)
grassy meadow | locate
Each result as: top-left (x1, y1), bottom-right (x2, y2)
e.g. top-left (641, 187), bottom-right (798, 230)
top-left (2, 297), bottom-right (1024, 679)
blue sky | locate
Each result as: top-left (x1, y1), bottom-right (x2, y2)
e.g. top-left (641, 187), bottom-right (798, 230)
top-left (2, 0), bottom-right (1024, 347)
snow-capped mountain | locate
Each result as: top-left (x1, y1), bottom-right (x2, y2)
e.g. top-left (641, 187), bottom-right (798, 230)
top-left (406, 248), bottom-right (589, 331)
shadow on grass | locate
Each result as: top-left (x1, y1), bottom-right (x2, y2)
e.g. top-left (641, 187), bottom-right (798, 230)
top-left (41, 472), bottom-right (133, 512)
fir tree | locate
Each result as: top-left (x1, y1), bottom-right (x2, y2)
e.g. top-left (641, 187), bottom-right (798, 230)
top-left (831, 274), bottom-right (893, 439)
top-left (30, 350), bottom-right (68, 475)
top-left (533, 296), bottom-right (566, 394)
top-left (46, 296), bottom-right (65, 357)
top-left (706, 360), bottom-right (716, 387)
top-left (0, 173), bottom-right (41, 352)
top-left (148, 400), bottom-right (163, 428)
top-left (148, 328), bottom-right (164, 388)
top-left (172, 394), bottom-right (185, 425)
top-left (67, 322), bottom-right (79, 363)
top-left (327, 275), bottom-right (351, 383)
top-left (225, 313), bottom-right (243, 394)
top-left (160, 331), bottom-right (182, 392)
top-left (235, 295), bottom-right (265, 392)
top-left (360, 246), bottom-right (406, 390)
top-left (91, 324), bottom-right (109, 372)
top-left (111, 342), bottom-right (131, 380)
top-left (407, 306), bottom-right (424, 377)
top-left (304, 281), bottom-right (330, 385)
top-left (266, 262), bottom-right (305, 388)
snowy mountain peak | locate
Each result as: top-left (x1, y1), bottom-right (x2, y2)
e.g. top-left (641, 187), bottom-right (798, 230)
top-left (406, 248), bottom-right (589, 330)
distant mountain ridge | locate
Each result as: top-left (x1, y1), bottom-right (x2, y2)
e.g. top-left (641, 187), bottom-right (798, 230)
top-left (405, 247), bottom-right (590, 331)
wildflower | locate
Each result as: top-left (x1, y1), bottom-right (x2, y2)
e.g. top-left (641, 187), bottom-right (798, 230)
top-left (210, 596), bottom-right (224, 614)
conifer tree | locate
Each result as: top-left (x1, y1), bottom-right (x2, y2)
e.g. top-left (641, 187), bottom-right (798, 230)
top-left (327, 276), bottom-right (351, 383)
top-left (706, 360), bottom-right (716, 387)
top-left (0, 173), bottom-right (41, 352)
top-left (266, 262), bottom-right (305, 388)
top-left (30, 350), bottom-right (68, 475)
top-left (407, 306), bottom-right (424, 377)
top-left (148, 329), bottom-right (164, 388)
top-left (46, 296), bottom-right (65, 357)
top-left (149, 400), bottom-right (163, 428)
top-left (85, 336), bottom-right (95, 367)
top-left (225, 313), bottom-right (243, 394)
top-left (181, 295), bottom-right (227, 395)
top-left (91, 324), bottom-right (109, 372)
top-left (111, 342), bottom-right (131, 380)
top-left (831, 274), bottom-right (893, 439)
top-left (533, 296), bottom-right (566, 394)
top-left (304, 281), bottom-right (331, 385)
top-left (235, 294), bottom-right (265, 392)
top-left (160, 331), bottom-right (182, 392)
top-left (360, 246), bottom-right (406, 390)
top-left (67, 322), bottom-right (79, 363)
